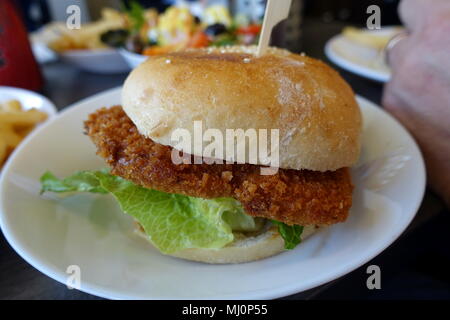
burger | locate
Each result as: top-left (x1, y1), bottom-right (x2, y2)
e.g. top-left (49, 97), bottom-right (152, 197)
top-left (41, 46), bottom-right (361, 264)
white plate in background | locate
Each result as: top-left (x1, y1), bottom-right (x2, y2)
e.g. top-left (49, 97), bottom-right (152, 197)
top-left (0, 86), bottom-right (57, 117)
top-left (0, 87), bottom-right (425, 299)
top-left (325, 27), bottom-right (401, 82)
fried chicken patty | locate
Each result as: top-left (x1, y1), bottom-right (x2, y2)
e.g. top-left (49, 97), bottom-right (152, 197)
top-left (85, 106), bottom-right (353, 226)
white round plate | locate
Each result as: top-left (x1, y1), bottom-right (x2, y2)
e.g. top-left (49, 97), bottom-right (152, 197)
top-left (325, 27), bottom-right (400, 83)
top-left (0, 87), bottom-right (425, 299)
top-left (0, 86), bottom-right (57, 117)
top-left (59, 49), bottom-right (130, 74)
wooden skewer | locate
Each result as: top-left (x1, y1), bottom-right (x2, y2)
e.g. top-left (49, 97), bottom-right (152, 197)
top-left (256, 0), bottom-right (293, 57)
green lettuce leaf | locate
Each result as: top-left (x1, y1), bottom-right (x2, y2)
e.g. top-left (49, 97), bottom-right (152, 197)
top-left (123, 0), bottom-right (145, 33)
top-left (40, 170), bottom-right (262, 254)
top-left (40, 170), bottom-right (108, 194)
top-left (272, 220), bottom-right (304, 250)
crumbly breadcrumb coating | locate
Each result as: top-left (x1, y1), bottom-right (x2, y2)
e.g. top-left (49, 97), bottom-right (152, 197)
top-left (85, 106), bottom-right (353, 226)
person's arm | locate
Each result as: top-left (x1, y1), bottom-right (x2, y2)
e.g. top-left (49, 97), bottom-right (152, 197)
top-left (382, 0), bottom-right (450, 207)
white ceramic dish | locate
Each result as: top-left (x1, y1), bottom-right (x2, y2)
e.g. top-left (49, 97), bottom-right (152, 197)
top-left (31, 41), bottom-right (57, 64)
top-left (324, 27), bottom-right (400, 83)
top-left (0, 86), bottom-right (57, 117)
top-left (118, 48), bottom-right (148, 69)
top-left (30, 24), bottom-right (129, 73)
top-left (59, 49), bottom-right (130, 74)
top-left (0, 87), bottom-right (425, 299)
top-left (30, 22), bottom-right (65, 64)
top-left (0, 86), bottom-right (57, 172)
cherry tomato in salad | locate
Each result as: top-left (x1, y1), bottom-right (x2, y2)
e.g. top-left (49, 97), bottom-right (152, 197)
top-left (187, 31), bottom-right (210, 48)
top-left (236, 24), bottom-right (262, 36)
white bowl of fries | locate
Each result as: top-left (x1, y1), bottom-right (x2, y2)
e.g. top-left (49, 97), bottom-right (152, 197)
top-left (44, 8), bottom-right (130, 74)
top-left (0, 86), bottom-right (57, 169)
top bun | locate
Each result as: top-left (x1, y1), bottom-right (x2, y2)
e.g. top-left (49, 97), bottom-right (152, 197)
top-left (122, 46), bottom-right (362, 171)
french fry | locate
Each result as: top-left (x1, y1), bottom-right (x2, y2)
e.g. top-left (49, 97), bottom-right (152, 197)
top-left (101, 8), bottom-right (123, 22)
top-left (0, 138), bottom-right (7, 166)
top-left (15, 125), bottom-right (34, 138)
top-left (1, 99), bottom-right (22, 112)
top-left (0, 125), bottom-right (22, 148)
top-left (0, 100), bottom-right (48, 169)
top-left (0, 109), bottom-right (47, 126)
top-left (342, 27), bottom-right (403, 50)
top-left (49, 8), bottom-right (125, 52)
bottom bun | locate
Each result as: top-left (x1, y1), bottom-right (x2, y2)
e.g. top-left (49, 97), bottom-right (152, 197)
top-left (134, 221), bottom-right (320, 264)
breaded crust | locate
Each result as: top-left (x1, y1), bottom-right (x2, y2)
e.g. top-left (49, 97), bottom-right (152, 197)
top-left (85, 106), bottom-right (353, 226)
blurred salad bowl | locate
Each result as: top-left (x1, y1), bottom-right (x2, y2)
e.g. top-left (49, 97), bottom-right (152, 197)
top-left (118, 48), bottom-right (148, 69)
top-left (104, 2), bottom-right (262, 69)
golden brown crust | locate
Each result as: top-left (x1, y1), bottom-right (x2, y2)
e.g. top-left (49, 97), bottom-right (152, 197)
top-left (122, 46), bottom-right (362, 171)
top-left (85, 106), bottom-right (353, 226)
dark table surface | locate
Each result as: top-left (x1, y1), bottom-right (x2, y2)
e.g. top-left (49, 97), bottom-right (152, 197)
top-left (0, 18), bottom-right (446, 300)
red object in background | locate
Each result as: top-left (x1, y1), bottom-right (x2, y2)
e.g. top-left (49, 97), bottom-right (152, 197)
top-left (236, 24), bottom-right (262, 36)
top-left (0, 0), bottom-right (43, 91)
